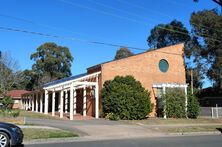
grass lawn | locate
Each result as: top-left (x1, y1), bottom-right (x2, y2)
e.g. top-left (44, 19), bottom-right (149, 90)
top-left (122, 118), bottom-right (222, 125)
top-left (19, 110), bottom-right (61, 120)
top-left (161, 126), bottom-right (222, 133)
top-left (0, 110), bottom-right (61, 125)
top-left (0, 117), bottom-right (25, 125)
top-left (122, 118), bottom-right (222, 133)
top-left (22, 128), bottom-right (78, 140)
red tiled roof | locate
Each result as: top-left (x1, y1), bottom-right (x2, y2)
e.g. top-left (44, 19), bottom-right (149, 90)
top-left (0, 90), bottom-right (31, 99)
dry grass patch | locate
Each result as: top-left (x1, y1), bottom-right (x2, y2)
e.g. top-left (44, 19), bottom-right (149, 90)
top-left (0, 117), bottom-right (25, 125)
top-left (163, 126), bottom-right (222, 133)
top-left (122, 118), bottom-right (222, 125)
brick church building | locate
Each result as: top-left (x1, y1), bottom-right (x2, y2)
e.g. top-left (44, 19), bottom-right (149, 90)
top-left (22, 43), bottom-right (187, 119)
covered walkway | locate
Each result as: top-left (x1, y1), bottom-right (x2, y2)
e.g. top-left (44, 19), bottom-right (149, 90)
top-left (21, 72), bottom-right (101, 120)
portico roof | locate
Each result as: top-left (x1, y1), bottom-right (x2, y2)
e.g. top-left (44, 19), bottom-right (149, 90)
top-left (44, 73), bottom-right (87, 88)
top-left (43, 71), bottom-right (101, 90)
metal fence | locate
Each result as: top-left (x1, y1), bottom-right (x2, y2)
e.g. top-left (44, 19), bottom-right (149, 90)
top-left (200, 107), bottom-right (222, 118)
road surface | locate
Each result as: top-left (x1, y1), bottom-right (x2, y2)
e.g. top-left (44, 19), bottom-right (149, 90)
top-left (25, 135), bottom-right (222, 147)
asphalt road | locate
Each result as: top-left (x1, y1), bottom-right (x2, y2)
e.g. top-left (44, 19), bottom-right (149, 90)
top-left (25, 135), bottom-right (222, 147)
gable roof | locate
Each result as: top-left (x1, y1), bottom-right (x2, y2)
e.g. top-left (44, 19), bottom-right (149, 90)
top-left (0, 90), bottom-right (30, 99)
top-left (87, 43), bottom-right (184, 71)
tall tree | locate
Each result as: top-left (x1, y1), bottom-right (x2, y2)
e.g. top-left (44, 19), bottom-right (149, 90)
top-left (147, 20), bottom-right (190, 49)
top-left (15, 69), bottom-right (37, 90)
top-left (114, 47), bottom-right (134, 60)
top-left (190, 9), bottom-right (222, 88)
top-left (147, 20), bottom-right (204, 88)
top-left (0, 52), bottom-right (23, 94)
top-left (30, 42), bottom-right (74, 88)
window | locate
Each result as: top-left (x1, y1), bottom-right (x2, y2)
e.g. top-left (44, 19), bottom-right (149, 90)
top-left (159, 59), bottom-right (169, 73)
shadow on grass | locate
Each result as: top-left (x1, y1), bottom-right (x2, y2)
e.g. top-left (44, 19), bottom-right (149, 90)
top-left (216, 128), bottom-right (222, 133)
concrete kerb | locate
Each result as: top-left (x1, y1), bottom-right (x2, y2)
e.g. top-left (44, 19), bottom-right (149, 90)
top-left (23, 131), bottom-right (222, 145)
top-left (22, 118), bottom-right (222, 145)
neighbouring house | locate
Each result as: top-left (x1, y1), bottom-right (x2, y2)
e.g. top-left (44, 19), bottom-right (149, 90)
top-left (0, 90), bottom-right (30, 109)
top-left (21, 43), bottom-right (187, 120)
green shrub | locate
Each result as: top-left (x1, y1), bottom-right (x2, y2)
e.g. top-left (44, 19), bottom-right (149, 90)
top-left (187, 91), bottom-right (200, 119)
top-left (102, 75), bottom-right (152, 120)
top-left (0, 109), bottom-right (20, 118)
top-left (105, 112), bottom-right (120, 121)
top-left (1, 96), bottom-right (13, 109)
top-left (10, 109), bottom-right (20, 118)
top-left (162, 88), bottom-right (186, 118)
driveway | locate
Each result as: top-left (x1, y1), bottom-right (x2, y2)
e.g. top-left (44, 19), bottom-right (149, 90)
top-left (26, 118), bottom-right (162, 139)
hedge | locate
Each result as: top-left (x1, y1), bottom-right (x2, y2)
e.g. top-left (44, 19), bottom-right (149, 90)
top-left (102, 76), bottom-right (152, 120)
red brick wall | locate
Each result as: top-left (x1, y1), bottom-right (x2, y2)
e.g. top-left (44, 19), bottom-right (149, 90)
top-left (100, 44), bottom-right (186, 117)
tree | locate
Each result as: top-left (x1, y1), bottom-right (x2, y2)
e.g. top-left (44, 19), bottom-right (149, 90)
top-left (30, 42), bottom-right (74, 88)
top-left (1, 96), bottom-right (13, 109)
top-left (0, 52), bottom-right (23, 94)
top-left (114, 47), bottom-right (134, 60)
top-left (147, 20), bottom-right (190, 49)
top-left (15, 70), bottom-right (37, 90)
top-left (147, 20), bottom-right (204, 88)
top-left (187, 89), bottom-right (200, 119)
top-left (102, 76), bottom-right (152, 120)
top-left (190, 9), bottom-right (222, 88)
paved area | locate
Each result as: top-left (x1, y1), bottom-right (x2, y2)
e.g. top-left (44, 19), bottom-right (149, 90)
top-left (19, 125), bottom-right (59, 130)
top-left (26, 118), bottom-right (162, 138)
top-left (25, 135), bottom-right (222, 147)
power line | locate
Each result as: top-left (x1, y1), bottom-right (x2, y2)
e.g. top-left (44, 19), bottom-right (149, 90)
top-left (58, 0), bottom-right (222, 42)
top-left (117, 0), bottom-right (222, 34)
top-left (0, 13), bottom-right (99, 39)
top-left (165, 0), bottom-right (222, 33)
top-left (0, 26), bottom-right (146, 51)
top-left (1, 1), bottom-right (221, 44)
top-left (0, 25), bottom-right (184, 56)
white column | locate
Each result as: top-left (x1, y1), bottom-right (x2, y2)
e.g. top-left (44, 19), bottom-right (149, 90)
top-left (70, 83), bottom-right (74, 120)
top-left (52, 90), bottom-right (55, 116)
top-left (185, 85), bottom-right (188, 118)
top-left (40, 93), bottom-right (43, 113)
top-left (28, 97), bottom-right (31, 110)
top-left (35, 94), bottom-right (39, 112)
top-left (31, 94), bottom-right (34, 111)
top-left (65, 90), bottom-right (68, 113)
top-left (95, 76), bottom-right (99, 119)
top-left (60, 90), bottom-right (64, 118)
top-left (22, 98), bottom-right (25, 109)
top-left (74, 89), bottom-right (76, 115)
top-left (83, 86), bottom-right (87, 116)
top-left (44, 90), bottom-right (49, 114)
top-left (22, 97), bottom-right (24, 110)
top-left (163, 86), bottom-right (166, 119)
top-left (21, 97), bottom-right (23, 109)
top-left (26, 98), bottom-right (28, 110)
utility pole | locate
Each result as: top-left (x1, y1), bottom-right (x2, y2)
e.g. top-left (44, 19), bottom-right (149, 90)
top-left (190, 69), bottom-right (194, 94)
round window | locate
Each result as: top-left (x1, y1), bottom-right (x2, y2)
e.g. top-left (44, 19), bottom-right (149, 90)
top-left (159, 59), bottom-right (169, 73)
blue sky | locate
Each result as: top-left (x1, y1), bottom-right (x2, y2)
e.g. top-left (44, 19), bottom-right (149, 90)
top-left (0, 0), bottom-right (219, 88)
